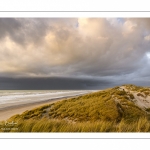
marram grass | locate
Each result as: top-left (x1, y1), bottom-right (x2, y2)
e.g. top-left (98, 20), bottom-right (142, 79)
top-left (1, 117), bottom-right (150, 132)
top-left (1, 84), bottom-right (150, 132)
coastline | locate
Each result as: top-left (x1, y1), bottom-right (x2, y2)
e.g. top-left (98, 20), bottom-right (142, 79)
top-left (0, 94), bottom-right (84, 121)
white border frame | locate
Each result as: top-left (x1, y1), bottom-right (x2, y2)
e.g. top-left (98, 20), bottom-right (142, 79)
top-left (0, 10), bottom-right (150, 138)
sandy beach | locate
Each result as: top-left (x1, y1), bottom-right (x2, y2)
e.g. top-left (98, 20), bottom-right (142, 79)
top-left (0, 90), bottom-right (91, 109)
top-left (0, 91), bottom-right (93, 121)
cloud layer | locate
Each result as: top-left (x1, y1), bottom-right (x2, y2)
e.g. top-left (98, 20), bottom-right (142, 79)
top-left (0, 18), bottom-right (150, 88)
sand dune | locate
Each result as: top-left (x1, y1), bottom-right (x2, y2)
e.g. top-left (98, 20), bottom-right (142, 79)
top-left (0, 91), bottom-right (93, 121)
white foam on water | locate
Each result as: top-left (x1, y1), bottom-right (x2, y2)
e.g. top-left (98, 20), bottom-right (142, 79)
top-left (0, 90), bottom-right (94, 109)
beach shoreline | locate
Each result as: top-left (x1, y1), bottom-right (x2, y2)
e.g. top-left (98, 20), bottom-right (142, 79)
top-left (0, 94), bottom-right (84, 121)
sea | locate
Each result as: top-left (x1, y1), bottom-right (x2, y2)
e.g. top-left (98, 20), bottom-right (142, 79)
top-left (0, 90), bottom-right (94, 110)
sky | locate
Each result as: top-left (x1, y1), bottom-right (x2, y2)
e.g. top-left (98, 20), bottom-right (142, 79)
top-left (0, 18), bottom-right (150, 90)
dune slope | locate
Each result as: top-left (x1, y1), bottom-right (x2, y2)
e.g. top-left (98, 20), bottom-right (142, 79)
top-left (1, 84), bottom-right (150, 132)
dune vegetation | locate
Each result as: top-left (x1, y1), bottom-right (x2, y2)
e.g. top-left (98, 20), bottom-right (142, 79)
top-left (1, 84), bottom-right (150, 132)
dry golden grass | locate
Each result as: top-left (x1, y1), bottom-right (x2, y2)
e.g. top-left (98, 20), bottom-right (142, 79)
top-left (1, 84), bottom-right (150, 132)
top-left (1, 117), bottom-right (150, 132)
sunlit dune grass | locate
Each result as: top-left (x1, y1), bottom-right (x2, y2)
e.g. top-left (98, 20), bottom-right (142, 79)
top-left (1, 84), bottom-right (150, 132)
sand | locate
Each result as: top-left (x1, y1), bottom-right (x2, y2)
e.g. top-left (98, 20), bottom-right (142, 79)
top-left (0, 95), bottom-right (82, 121)
top-left (120, 86), bottom-right (150, 109)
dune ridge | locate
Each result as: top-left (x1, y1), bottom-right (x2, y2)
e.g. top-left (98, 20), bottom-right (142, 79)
top-left (1, 84), bottom-right (150, 132)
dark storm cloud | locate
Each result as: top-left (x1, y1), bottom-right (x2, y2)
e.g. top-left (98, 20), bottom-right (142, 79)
top-left (0, 77), bottom-right (113, 90)
top-left (0, 18), bottom-right (150, 89)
